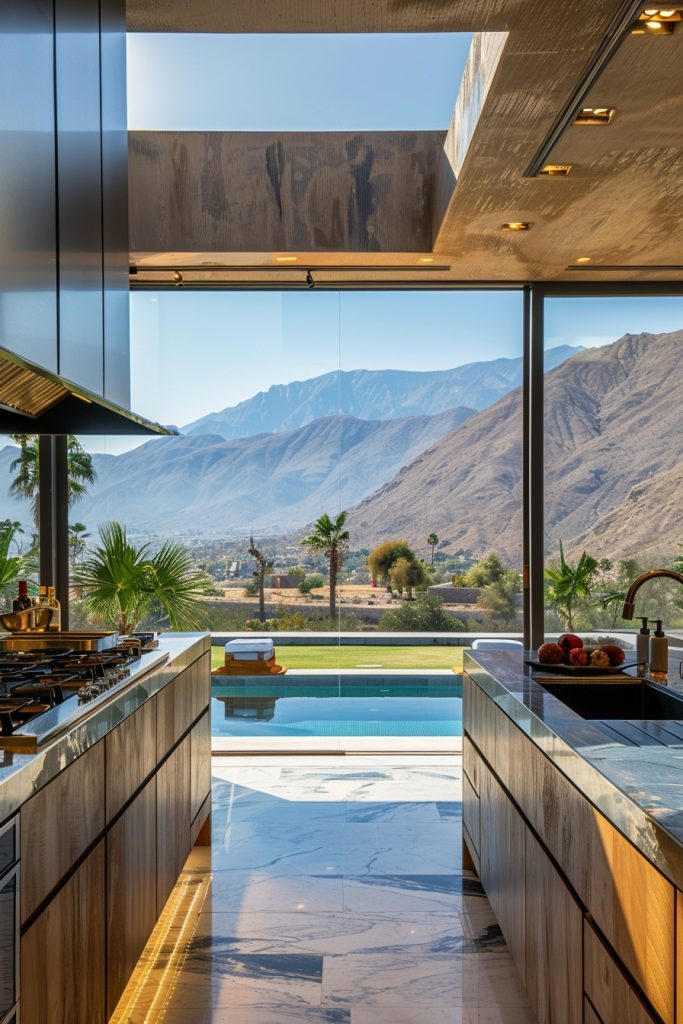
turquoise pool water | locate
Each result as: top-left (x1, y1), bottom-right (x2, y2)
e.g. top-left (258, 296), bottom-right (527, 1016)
top-left (210, 674), bottom-right (463, 737)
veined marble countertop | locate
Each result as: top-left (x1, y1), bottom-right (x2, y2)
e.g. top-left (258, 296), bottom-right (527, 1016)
top-left (0, 632), bottom-right (210, 827)
top-left (465, 648), bottom-right (683, 891)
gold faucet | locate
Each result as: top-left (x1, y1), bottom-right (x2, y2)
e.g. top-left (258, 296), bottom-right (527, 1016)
top-left (621, 569), bottom-right (683, 619)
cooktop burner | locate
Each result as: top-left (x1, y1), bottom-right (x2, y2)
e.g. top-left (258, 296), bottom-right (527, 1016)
top-left (0, 643), bottom-right (142, 737)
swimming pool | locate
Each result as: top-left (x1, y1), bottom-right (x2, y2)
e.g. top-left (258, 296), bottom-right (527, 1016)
top-left (210, 673), bottom-right (463, 738)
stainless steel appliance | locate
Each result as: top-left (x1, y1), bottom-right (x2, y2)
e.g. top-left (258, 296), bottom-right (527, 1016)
top-left (0, 645), bottom-right (145, 750)
top-left (0, 815), bottom-right (19, 1022)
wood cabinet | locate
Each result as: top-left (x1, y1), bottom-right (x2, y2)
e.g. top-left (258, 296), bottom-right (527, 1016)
top-left (106, 778), bottom-right (157, 1017)
top-left (584, 921), bottom-right (659, 1024)
top-left (157, 734), bottom-right (191, 915)
top-left (465, 673), bottom-right (675, 1024)
top-left (17, 642), bottom-right (211, 1024)
top-left (157, 653), bottom-right (210, 761)
top-left (21, 740), bottom-right (105, 921)
top-left (106, 696), bottom-right (156, 822)
top-left (584, 998), bottom-right (604, 1024)
top-left (524, 828), bottom-right (582, 1024)
top-left (190, 710), bottom-right (211, 824)
top-left (462, 772), bottom-right (480, 862)
top-left (479, 762), bottom-right (526, 979)
top-left (21, 841), bottom-right (106, 1024)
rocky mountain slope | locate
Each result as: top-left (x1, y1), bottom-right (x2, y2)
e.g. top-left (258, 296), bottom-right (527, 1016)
top-left (346, 330), bottom-right (683, 563)
top-left (183, 346), bottom-right (580, 440)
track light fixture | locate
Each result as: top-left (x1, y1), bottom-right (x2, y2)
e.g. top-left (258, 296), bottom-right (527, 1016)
top-left (172, 270), bottom-right (184, 288)
top-left (306, 270), bottom-right (315, 289)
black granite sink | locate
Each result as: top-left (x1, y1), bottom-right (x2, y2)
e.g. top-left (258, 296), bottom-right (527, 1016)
top-left (540, 680), bottom-right (683, 721)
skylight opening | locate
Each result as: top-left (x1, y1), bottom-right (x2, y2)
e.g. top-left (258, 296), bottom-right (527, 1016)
top-left (127, 33), bottom-right (474, 132)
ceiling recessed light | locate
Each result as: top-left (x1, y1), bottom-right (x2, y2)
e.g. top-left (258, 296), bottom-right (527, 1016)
top-left (419, 256), bottom-right (434, 263)
top-left (632, 6), bottom-right (681, 32)
top-left (275, 255), bottom-right (297, 262)
top-left (575, 107), bottom-right (615, 125)
top-left (539, 163), bottom-right (572, 177)
top-left (502, 222), bottom-right (531, 232)
top-left (576, 256), bottom-right (592, 263)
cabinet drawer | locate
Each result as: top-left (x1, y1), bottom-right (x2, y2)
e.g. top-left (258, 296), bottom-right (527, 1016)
top-left (462, 772), bottom-right (480, 856)
top-left (584, 921), bottom-right (660, 1024)
top-left (157, 735), bottom-right (191, 915)
top-left (584, 997), bottom-right (604, 1024)
top-left (479, 762), bottom-right (525, 980)
top-left (190, 710), bottom-right (211, 823)
top-left (106, 696), bottom-right (156, 821)
top-left (21, 742), bottom-right (105, 921)
top-left (524, 828), bottom-right (582, 1024)
top-left (156, 655), bottom-right (209, 760)
top-left (21, 840), bottom-right (105, 1024)
top-left (107, 779), bottom-right (157, 1017)
top-left (463, 735), bottom-right (480, 794)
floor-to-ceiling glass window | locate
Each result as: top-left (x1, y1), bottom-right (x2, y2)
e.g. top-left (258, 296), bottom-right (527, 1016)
top-left (64, 287), bottom-right (524, 748)
top-left (543, 295), bottom-right (683, 636)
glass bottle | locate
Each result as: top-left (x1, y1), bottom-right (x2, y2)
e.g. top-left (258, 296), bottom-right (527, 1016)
top-left (46, 586), bottom-right (61, 632)
top-left (12, 580), bottom-right (32, 612)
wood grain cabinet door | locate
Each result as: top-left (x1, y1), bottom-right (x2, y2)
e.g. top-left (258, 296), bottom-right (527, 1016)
top-left (106, 778), bottom-right (157, 1017)
top-left (524, 828), bottom-right (582, 1024)
top-left (21, 840), bottom-right (106, 1024)
top-left (479, 762), bottom-right (526, 979)
top-left (584, 921), bottom-right (660, 1024)
top-left (190, 710), bottom-right (211, 824)
top-left (106, 695), bottom-right (156, 822)
top-left (21, 741), bottom-right (105, 921)
top-left (156, 735), bottom-right (191, 915)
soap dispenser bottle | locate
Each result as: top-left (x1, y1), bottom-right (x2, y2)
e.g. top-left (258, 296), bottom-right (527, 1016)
top-left (637, 617), bottom-right (650, 678)
top-left (650, 620), bottom-right (668, 683)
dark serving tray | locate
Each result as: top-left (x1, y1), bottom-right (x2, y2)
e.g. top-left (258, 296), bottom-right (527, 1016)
top-left (525, 659), bottom-right (643, 676)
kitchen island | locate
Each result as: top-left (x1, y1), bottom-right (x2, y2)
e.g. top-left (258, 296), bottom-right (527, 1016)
top-left (464, 648), bottom-right (683, 1024)
top-left (0, 632), bottom-right (211, 1024)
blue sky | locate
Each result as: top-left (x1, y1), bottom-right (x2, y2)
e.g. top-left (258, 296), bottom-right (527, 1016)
top-left (127, 33), bottom-right (473, 132)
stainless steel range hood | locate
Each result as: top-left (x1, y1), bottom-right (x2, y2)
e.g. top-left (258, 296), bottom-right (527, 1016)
top-left (0, 348), bottom-right (176, 435)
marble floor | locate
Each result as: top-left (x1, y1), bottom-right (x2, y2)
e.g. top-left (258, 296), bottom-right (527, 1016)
top-left (111, 755), bottom-right (536, 1024)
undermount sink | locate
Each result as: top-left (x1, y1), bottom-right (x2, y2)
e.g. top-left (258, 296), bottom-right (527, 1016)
top-left (539, 680), bottom-right (683, 721)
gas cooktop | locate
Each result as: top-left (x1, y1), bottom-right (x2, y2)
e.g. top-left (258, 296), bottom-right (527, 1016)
top-left (0, 643), bottom-right (145, 741)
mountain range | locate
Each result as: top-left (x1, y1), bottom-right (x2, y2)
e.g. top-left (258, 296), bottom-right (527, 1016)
top-left (7, 407), bottom-right (472, 537)
top-left (183, 345), bottom-right (580, 440)
top-left (347, 329), bottom-right (683, 562)
top-left (4, 333), bottom-right (679, 565)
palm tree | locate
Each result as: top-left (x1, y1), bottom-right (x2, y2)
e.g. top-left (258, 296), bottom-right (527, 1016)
top-left (428, 532), bottom-right (439, 566)
top-left (301, 511), bottom-right (350, 621)
top-left (69, 522), bottom-right (90, 567)
top-left (75, 521), bottom-right (211, 634)
top-left (9, 434), bottom-right (97, 526)
top-left (0, 520), bottom-right (36, 609)
top-left (248, 535), bottom-right (273, 623)
top-left (544, 541), bottom-right (598, 630)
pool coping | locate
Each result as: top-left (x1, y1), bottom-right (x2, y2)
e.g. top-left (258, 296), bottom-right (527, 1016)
top-left (212, 736), bottom-right (462, 754)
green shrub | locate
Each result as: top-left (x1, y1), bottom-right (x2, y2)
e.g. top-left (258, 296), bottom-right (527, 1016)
top-left (380, 595), bottom-right (465, 632)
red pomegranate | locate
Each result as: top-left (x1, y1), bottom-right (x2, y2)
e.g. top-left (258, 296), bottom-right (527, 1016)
top-left (538, 642), bottom-right (564, 664)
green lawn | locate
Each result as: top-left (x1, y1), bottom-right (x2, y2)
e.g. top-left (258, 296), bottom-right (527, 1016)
top-left (210, 644), bottom-right (465, 672)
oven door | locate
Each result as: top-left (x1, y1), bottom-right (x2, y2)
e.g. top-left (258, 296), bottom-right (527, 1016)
top-left (0, 815), bottom-right (19, 1023)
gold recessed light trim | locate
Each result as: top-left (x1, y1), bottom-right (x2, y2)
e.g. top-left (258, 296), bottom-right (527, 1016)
top-left (576, 256), bottom-right (592, 263)
top-left (575, 107), bottom-right (615, 125)
top-left (275, 255), bottom-right (298, 262)
top-left (502, 222), bottom-right (531, 232)
top-left (632, 5), bottom-right (682, 32)
top-left (539, 163), bottom-right (572, 177)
